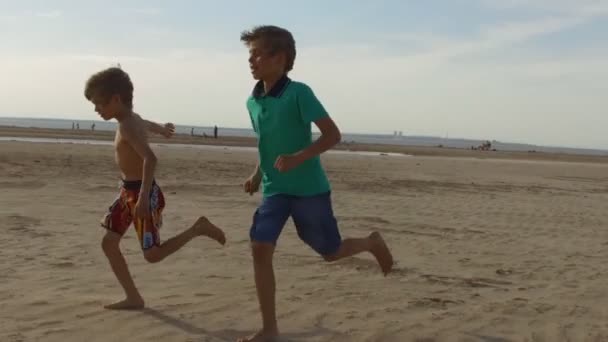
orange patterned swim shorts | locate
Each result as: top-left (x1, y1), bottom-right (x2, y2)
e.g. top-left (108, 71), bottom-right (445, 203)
top-left (101, 180), bottom-right (165, 250)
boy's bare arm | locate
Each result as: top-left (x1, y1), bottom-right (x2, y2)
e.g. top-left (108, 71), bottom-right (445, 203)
top-left (119, 119), bottom-right (157, 218)
top-left (244, 160), bottom-right (262, 195)
top-left (252, 161), bottom-right (261, 179)
top-left (298, 116), bottom-right (341, 160)
top-left (274, 117), bottom-right (341, 172)
top-left (144, 119), bottom-right (175, 138)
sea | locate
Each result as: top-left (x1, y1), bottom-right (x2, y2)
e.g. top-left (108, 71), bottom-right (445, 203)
top-left (1, 117), bottom-right (607, 156)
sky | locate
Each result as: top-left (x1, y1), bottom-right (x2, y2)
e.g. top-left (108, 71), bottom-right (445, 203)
top-left (1, 0), bottom-right (607, 149)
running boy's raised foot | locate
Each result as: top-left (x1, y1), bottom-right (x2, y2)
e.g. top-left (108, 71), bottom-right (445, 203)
top-left (369, 231), bottom-right (394, 276)
top-left (192, 216), bottom-right (226, 245)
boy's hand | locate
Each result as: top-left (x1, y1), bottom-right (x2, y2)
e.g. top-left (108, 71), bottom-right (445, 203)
top-left (244, 173), bottom-right (262, 195)
top-left (274, 154), bottom-right (304, 172)
top-left (161, 123), bottom-right (175, 138)
top-left (134, 196), bottom-right (151, 221)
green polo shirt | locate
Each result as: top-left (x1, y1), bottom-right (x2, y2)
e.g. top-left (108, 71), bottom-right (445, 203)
top-left (246, 76), bottom-right (331, 197)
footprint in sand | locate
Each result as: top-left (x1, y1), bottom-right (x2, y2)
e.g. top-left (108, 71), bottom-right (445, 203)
top-left (27, 300), bottom-right (50, 306)
top-left (409, 297), bottom-right (465, 309)
top-left (38, 320), bottom-right (63, 327)
top-left (0, 180), bottom-right (47, 189)
top-left (50, 262), bottom-right (76, 269)
top-left (496, 268), bottom-right (514, 276)
top-left (6, 214), bottom-right (42, 234)
top-left (421, 274), bottom-right (512, 288)
top-left (337, 215), bottom-right (391, 225)
top-left (194, 292), bottom-right (213, 298)
top-left (7, 214), bottom-right (40, 225)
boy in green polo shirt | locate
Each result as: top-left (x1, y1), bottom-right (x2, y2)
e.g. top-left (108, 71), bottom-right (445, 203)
top-left (238, 25), bottom-right (394, 342)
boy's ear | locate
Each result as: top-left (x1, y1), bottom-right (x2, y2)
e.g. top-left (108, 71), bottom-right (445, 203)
top-left (271, 51), bottom-right (287, 67)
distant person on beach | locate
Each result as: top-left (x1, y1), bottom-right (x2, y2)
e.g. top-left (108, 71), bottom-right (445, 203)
top-left (76, 122), bottom-right (79, 130)
top-left (238, 25), bottom-right (394, 342)
top-left (214, 125), bottom-right (218, 139)
top-left (91, 123), bottom-right (96, 131)
top-left (84, 66), bottom-right (226, 310)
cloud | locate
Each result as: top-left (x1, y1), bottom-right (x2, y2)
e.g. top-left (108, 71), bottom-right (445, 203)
top-left (34, 10), bottom-right (62, 18)
top-left (1, 38), bottom-right (606, 148)
top-left (480, 0), bottom-right (608, 16)
top-left (0, 9), bottom-right (62, 23)
top-left (1, 1), bottom-right (607, 149)
top-left (126, 7), bottom-right (162, 16)
top-left (364, 3), bottom-right (604, 73)
top-left (66, 54), bottom-right (151, 63)
top-left (580, 2), bottom-right (608, 16)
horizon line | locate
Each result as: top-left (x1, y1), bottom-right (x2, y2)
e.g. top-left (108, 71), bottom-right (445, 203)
top-left (0, 115), bottom-right (606, 153)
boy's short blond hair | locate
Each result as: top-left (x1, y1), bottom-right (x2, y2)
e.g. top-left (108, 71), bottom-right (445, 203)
top-left (240, 25), bottom-right (296, 72)
top-left (84, 67), bottom-right (134, 109)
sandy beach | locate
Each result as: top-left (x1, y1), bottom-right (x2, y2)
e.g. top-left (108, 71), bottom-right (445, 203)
top-left (2, 130), bottom-right (608, 342)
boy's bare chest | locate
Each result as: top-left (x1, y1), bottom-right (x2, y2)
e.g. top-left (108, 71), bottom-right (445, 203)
top-left (113, 131), bottom-right (138, 162)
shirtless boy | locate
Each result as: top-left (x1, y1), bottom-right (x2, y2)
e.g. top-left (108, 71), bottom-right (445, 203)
top-left (84, 67), bottom-right (226, 310)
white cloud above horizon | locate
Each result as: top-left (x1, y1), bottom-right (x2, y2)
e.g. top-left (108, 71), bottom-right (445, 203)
top-left (1, 0), bottom-right (607, 149)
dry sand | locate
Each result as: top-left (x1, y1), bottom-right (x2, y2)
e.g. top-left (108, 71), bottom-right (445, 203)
top-left (2, 132), bottom-right (608, 341)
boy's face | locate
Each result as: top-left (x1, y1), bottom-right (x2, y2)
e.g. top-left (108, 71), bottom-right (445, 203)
top-left (90, 93), bottom-right (124, 121)
top-left (248, 39), bottom-right (286, 80)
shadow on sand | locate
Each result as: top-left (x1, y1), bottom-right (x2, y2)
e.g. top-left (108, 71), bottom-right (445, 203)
top-left (141, 308), bottom-right (341, 341)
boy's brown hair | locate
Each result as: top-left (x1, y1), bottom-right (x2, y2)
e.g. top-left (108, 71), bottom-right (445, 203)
top-left (84, 67), bottom-right (134, 109)
top-left (240, 25), bottom-right (296, 72)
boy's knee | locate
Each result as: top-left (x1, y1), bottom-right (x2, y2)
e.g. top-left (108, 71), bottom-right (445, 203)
top-left (101, 233), bottom-right (120, 255)
top-left (318, 242), bottom-right (343, 262)
top-left (143, 248), bottom-right (162, 263)
top-left (251, 241), bottom-right (274, 262)
top-left (322, 253), bottom-right (339, 262)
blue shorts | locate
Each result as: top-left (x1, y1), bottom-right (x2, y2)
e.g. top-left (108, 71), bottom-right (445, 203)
top-left (250, 192), bottom-right (342, 256)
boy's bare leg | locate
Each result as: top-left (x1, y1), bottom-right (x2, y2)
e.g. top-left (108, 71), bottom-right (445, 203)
top-left (325, 232), bottom-right (394, 275)
top-left (143, 216), bottom-right (226, 263)
top-left (101, 217), bottom-right (225, 310)
top-left (238, 242), bottom-right (279, 342)
top-left (101, 231), bottom-right (145, 310)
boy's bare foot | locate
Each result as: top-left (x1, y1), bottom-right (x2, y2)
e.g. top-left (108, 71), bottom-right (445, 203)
top-left (104, 297), bottom-right (145, 310)
top-left (237, 330), bottom-right (280, 342)
top-left (369, 232), bottom-right (394, 276)
top-left (192, 216), bottom-right (226, 245)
